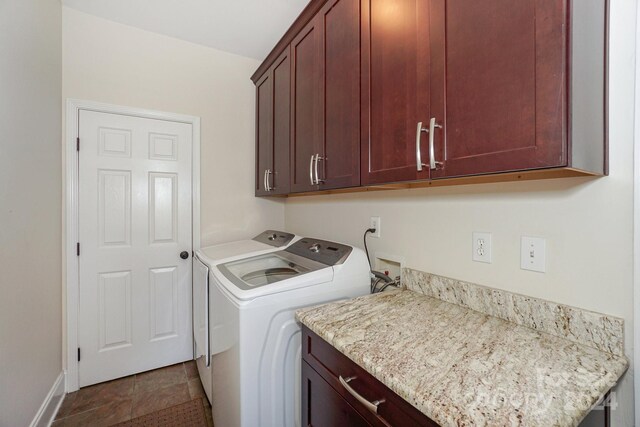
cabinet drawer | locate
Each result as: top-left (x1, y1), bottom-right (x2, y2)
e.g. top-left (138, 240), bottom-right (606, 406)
top-left (302, 326), bottom-right (438, 427)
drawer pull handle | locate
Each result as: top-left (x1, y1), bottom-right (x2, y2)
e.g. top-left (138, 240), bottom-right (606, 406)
top-left (339, 375), bottom-right (386, 415)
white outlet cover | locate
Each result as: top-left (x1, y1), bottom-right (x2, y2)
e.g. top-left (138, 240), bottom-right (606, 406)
top-left (521, 236), bottom-right (546, 273)
top-left (472, 232), bottom-right (492, 263)
top-left (370, 216), bottom-right (381, 238)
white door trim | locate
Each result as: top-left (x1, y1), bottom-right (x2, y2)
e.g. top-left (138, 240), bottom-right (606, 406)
top-left (65, 99), bottom-right (201, 392)
top-left (634, 6), bottom-right (640, 423)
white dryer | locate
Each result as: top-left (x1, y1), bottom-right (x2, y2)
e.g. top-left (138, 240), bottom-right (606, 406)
top-left (192, 230), bottom-right (299, 403)
top-left (209, 237), bottom-right (370, 427)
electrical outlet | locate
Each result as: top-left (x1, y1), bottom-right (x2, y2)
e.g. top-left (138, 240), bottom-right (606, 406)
top-left (472, 232), bottom-right (492, 263)
top-left (521, 236), bottom-right (546, 273)
top-left (370, 216), bottom-right (381, 238)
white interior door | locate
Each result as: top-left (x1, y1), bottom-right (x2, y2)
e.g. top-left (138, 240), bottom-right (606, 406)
top-left (78, 110), bottom-right (193, 387)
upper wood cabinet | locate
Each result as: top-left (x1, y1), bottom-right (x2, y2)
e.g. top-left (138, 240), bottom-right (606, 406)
top-left (428, 0), bottom-right (606, 179)
top-left (255, 49), bottom-right (291, 196)
top-left (290, 17), bottom-right (322, 193)
top-left (255, 71), bottom-right (273, 196)
top-left (290, 0), bottom-right (361, 193)
top-left (361, 0), bottom-right (431, 185)
top-left (362, 0), bottom-right (606, 184)
top-left (252, 0), bottom-right (607, 196)
top-left (320, 0), bottom-right (361, 190)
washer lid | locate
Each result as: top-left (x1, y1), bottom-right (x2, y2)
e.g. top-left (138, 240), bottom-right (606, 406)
top-left (217, 250), bottom-right (327, 291)
top-left (197, 239), bottom-right (272, 265)
top-left (196, 230), bottom-right (297, 266)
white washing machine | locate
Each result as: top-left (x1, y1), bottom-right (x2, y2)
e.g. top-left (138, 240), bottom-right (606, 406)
top-left (209, 237), bottom-right (370, 427)
top-left (192, 230), bottom-right (299, 403)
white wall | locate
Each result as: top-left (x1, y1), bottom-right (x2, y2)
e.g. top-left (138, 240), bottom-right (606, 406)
top-left (0, 1), bottom-right (63, 426)
top-left (285, 1), bottom-right (637, 425)
top-left (62, 7), bottom-right (285, 247)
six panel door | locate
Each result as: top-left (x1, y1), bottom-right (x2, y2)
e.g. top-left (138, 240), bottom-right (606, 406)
top-left (361, 0), bottom-right (432, 185)
top-left (78, 110), bottom-right (193, 387)
top-left (429, 0), bottom-right (567, 179)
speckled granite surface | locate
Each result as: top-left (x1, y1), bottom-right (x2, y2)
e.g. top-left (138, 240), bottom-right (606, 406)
top-left (402, 269), bottom-right (625, 356)
top-left (296, 290), bottom-right (628, 427)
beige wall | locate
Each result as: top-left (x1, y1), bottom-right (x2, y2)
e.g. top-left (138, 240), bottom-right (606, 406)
top-left (0, 0), bottom-right (63, 425)
top-left (62, 7), bottom-right (285, 247)
top-left (285, 1), bottom-right (637, 425)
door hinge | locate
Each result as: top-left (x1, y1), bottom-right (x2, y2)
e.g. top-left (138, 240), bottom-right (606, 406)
top-left (76, 137), bottom-right (80, 151)
top-left (77, 242), bottom-right (80, 256)
top-left (77, 348), bottom-right (81, 362)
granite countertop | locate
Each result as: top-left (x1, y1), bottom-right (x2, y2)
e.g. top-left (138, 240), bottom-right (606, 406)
top-left (296, 289), bottom-right (629, 427)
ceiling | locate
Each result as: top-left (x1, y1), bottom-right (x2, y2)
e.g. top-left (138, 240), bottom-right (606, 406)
top-left (61, 0), bottom-right (310, 60)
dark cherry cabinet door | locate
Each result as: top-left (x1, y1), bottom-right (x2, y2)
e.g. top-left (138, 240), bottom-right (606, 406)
top-left (361, 0), bottom-right (432, 185)
top-left (317, 0), bottom-right (361, 190)
top-left (429, 0), bottom-right (567, 179)
top-left (302, 361), bottom-right (372, 427)
top-left (255, 71), bottom-right (273, 196)
top-left (271, 49), bottom-right (291, 195)
top-left (255, 49), bottom-right (291, 196)
top-left (291, 0), bottom-right (361, 193)
top-left (290, 17), bottom-right (323, 193)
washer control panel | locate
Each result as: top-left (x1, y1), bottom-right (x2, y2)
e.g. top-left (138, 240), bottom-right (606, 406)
top-left (285, 238), bottom-right (353, 266)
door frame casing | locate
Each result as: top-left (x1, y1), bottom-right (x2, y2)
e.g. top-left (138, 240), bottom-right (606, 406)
top-left (64, 99), bottom-right (201, 392)
top-left (634, 4), bottom-right (640, 423)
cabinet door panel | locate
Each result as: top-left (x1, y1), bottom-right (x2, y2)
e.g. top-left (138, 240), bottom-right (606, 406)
top-left (320, 0), bottom-right (361, 190)
top-left (255, 72), bottom-right (273, 196)
top-left (290, 20), bottom-right (322, 193)
top-left (302, 361), bottom-right (371, 427)
top-left (271, 50), bottom-right (291, 195)
top-left (430, 0), bottom-right (567, 178)
top-left (361, 0), bottom-right (431, 185)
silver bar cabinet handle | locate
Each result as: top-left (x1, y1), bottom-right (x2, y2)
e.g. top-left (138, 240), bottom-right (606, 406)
top-left (263, 169), bottom-right (268, 192)
top-left (339, 376), bottom-right (386, 415)
top-left (416, 122), bottom-right (428, 171)
top-left (314, 154), bottom-right (325, 184)
top-left (267, 169), bottom-right (274, 191)
top-left (429, 117), bottom-right (443, 170)
top-left (309, 155), bottom-right (315, 185)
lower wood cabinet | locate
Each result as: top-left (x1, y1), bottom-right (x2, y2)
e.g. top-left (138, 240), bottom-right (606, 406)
top-left (302, 361), bottom-right (371, 427)
top-left (302, 326), bottom-right (438, 427)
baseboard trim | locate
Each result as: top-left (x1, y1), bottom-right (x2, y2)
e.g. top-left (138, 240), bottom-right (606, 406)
top-left (29, 371), bottom-right (65, 427)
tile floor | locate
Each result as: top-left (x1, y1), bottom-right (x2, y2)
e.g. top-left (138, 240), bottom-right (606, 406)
top-left (52, 361), bottom-right (214, 426)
